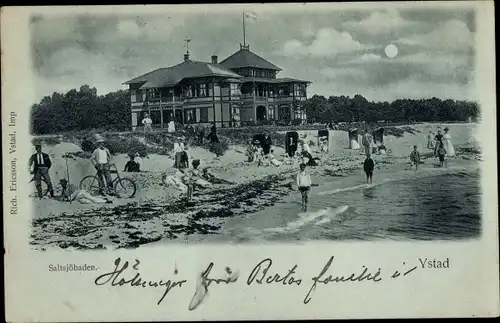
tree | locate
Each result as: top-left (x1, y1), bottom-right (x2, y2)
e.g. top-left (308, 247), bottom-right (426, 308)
top-left (30, 85), bottom-right (130, 134)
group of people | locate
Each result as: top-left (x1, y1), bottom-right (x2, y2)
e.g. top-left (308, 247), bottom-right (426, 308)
top-left (427, 127), bottom-right (455, 167)
top-left (162, 158), bottom-right (231, 203)
top-left (29, 137), bottom-right (119, 203)
top-left (141, 113), bottom-right (176, 134)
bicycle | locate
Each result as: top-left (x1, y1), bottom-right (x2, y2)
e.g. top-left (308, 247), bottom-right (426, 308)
top-left (79, 163), bottom-right (137, 198)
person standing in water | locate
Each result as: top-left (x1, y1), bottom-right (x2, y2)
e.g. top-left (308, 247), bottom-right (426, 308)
top-left (409, 145), bottom-right (421, 171)
top-left (296, 163), bottom-right (312, 212)
top-left (363, 155), bottom-right (374, 184)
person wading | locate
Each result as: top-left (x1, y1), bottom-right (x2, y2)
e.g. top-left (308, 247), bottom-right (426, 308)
top-left (363, 155), bottom-right (375, 184)
top-left (29, 143), bottom-right (55, 198)
top-left (296, 163), bottom-right (312, 212)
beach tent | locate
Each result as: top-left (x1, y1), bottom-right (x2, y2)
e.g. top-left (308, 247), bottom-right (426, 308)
top-left (348, 128), bottom-right (361, 149)
top-left (317, 129), bottom-right (329, 152)
top-left (372, 127), bottom-right (385, 144)
top-left (285, 131), bottom-right (299, 157)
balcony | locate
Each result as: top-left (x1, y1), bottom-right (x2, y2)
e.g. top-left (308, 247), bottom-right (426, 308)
top-left (148, 96), bottom-right (183, 103)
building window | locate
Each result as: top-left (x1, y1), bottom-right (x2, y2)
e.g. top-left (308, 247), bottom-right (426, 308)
top-left (278, 86), bottom-right (290, 96)
top-left (184, 109), bottom-right (196, 123)
top-left (147, 89), bottom-right (159, 100)
top-left (186, 86), bottom-right (193, 98)
top-left (136, 90), bottom-right (143, 102)
top-left (131, 90), bottom-right (137, 102)
top-left (294, 84), bottom-right (306, 97)
top-left (268, 106), bottom-right (275, 120)
top-left (199, 83), bottom-right (207, 97)
top-left (257, 85), bottom-right (265, 97)
top-left (230, 83), bottom-right (240, 95)
top-left (208, 83), bottom-right (213, 97)
top-left (200, 107), bottom-right (209, 122)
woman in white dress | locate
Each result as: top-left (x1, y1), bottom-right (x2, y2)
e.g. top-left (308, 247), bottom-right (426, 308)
top-left (442, 127), bottom-right (455, 157)
top-left (348, 128), bottom-right (361, 150)
top-left (427, 131), bottom-right (435, 150)
top-left (167, 119), bottom-right (176, 133)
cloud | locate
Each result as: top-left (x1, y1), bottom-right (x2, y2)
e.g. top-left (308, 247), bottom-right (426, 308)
top-left (396, 52), bottom-right (470, 71)
top-left (397, 20), bottom-right (475, 50)
top-left (320, 67), bottom-right (367, 79)
top-left (116, 19), bottom-right (142, 38)
top-left (342, 9), bottom-right (419, 35)
top-left (280, 28), bottom-right (365, 57)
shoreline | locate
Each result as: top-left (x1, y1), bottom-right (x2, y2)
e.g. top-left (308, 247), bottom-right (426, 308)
top-left (30, 145), bottom-right (480, 250)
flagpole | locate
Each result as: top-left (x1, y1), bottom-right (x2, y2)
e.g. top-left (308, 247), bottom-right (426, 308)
top-left (65, 155), bottom-right (72, 204)
top-left (243, 10), bottom-right (246, 47)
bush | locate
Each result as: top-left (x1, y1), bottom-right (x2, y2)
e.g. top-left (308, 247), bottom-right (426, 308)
top-left (105, 137), bottom-right (149, 157)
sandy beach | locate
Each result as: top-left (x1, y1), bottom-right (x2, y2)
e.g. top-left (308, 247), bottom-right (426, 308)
top-left (30, 123), bottom-right (480, 250)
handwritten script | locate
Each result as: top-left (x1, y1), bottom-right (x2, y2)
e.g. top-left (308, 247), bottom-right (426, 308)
top-left (93, 256), bottom-right (419, 310)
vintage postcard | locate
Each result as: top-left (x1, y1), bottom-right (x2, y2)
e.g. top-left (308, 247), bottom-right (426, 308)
top-left (2, 2), bottom-right (499, 321)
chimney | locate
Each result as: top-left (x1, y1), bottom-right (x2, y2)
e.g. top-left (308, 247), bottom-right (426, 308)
top-left (184, 53), bottom-right (190, 61)
top-left (211, 55), bottom-right (218, 64)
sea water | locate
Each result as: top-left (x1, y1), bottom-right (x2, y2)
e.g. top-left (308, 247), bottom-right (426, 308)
top-left (213, 167), bottom-right (481, 242)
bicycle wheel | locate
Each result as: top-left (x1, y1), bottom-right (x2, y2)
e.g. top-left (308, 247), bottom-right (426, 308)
top-left (114, 178), bottom-right (136, 198)
top-left (79, 176), bottom-right (101, 196)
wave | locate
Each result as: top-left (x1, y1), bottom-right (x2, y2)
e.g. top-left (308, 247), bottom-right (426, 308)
top-left (318, 183), bottom-right (377, 196)
top-left (262, 205), bottom-right (350, 234)
top-left (317, 166), bottom-right (474, 197)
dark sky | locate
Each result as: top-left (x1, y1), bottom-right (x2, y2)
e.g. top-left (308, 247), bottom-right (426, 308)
top-left (30, 5), bottom-right (476, 102)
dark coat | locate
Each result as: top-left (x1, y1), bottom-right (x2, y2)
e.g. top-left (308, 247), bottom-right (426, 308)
top-left (363, 158), bottom-right (374, 172)
top-left (29, 152), bottom-right (52, 170)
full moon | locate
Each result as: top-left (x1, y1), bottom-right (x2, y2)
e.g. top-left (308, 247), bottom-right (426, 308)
top-left (384, 44), bottom-right (399, 58)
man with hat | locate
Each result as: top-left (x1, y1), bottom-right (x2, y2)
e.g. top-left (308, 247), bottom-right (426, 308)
top-left (90, 136), bottom-right (114, 195)
top-left (29, 143), bottom-right (55, 198)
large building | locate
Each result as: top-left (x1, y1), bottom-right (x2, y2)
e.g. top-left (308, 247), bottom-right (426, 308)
top-left (124, 44), bottom-right (310, 130)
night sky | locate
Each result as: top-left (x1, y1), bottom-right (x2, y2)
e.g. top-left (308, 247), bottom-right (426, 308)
top-left (30, 5), bottom-right (476, 103)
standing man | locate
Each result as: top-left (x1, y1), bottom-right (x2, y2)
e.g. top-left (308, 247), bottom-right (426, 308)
top-left (296, 163), bottom-right (312, 212)
top-left (29, 143), bottom-right (55, 198)
top-left (262, 132), bottom-right (273, 156)
top-left (91, 137), bottom-right (114, 195)
top-left (142, 113), bottom-right (153, 133)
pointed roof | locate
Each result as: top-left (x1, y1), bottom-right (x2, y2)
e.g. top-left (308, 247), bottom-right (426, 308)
top-left (220, 46), bottom-right (282, 71)
top-left (124, 59), bottom-right (242, 89)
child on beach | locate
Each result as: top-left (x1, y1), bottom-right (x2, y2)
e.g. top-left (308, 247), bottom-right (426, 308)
top-left (363, 156), bottom-right (374, 184)
top-left (409, 146), bottom-right (421, 170)
top-left (296, 163), bottom-right (312, 212)
top-left (124, 154), bottom-right (141, 172)
top-left (437, 144), bottom-right (447, 167)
